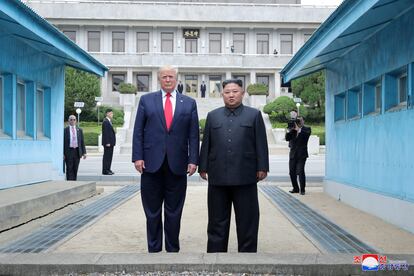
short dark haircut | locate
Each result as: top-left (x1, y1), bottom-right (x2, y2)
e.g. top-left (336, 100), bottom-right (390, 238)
top-left (222, 78), bottom-right (243, 88)
top-left (105, 108), bottom-right (113, 114)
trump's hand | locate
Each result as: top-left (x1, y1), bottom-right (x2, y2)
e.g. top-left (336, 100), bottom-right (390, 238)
top-left (200, 172), bottom-right (207, 180)
top-left (187, 164), bottom-right (197, 176)
top-left (256, 171), bottom-right (267, 182)
top-left (82, 154), bottom-right (87, 159)
top-left (134, 160), bottom-right (145, 174)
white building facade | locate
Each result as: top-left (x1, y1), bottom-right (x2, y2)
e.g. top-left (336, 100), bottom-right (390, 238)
top-left (25, 0), bottom-right (335, 104)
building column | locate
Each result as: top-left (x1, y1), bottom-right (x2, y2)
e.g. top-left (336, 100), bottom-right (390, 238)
top-left (101, 71), bottom-right (109, 99)
top-left (226, 71), bottom-right (232, 80)
top-left (127, 68), bottom-right (133, 85)
top-left (274, 71), bottom-right (281, 99)
top-left (152, 69), bottom-right (158, 91)
top-left (250, 71), bottom-right (256, 85)
top-left (152, 26), bottom-right (158, 52)
top-left (128, 26), bottom-right (135, 54)
top-left (177, 27), bottom-right (183, 54)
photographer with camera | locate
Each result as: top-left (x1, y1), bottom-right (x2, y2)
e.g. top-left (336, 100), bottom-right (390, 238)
top-left (285, 112), bottom-right (311, 195)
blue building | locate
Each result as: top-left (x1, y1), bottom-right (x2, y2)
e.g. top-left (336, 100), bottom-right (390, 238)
top-left (281, 0), bottom-right (414, 233)
top-left (0, 0), bottom-right (107, 189)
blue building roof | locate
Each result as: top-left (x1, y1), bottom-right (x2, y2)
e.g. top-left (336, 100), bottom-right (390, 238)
top-left (0, 0), bottom-right (108, 76)
top-left (280, 0), bottom-right (414, 83)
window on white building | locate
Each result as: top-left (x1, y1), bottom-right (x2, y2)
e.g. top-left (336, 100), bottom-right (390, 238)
top-left (233, 33), bottom-right (245, 54)
top-left (36, 87), bottom-right (44, 137)
top-left (257, 34), bottom-right (269, 54)
top-left (87, 31), bottom-right (100, 52)
top-left (112, 32), bottom-right (125, 52)
top-left (137, 32), bottom-right (149, 53)
top-left (161, 32), bottom-right (174, 53)
top-left (112, 74), bottom-right (125, 92)
top-left (257, 75), bottom-right (269, 88)
top-left (137, 74), bottom-right (150, 92)
top-left (63, 30), bottom-right (76, 43)
top-left (209, 33), bottom-right (222, 54)
top-left (304, 33), bottom-right (312, 42)
top-left (185, 39), bottom-right (197, 53)
top-left (17, 82), bottom-right (26, 137)
top-left (281, 34), bottom-right (293, 54)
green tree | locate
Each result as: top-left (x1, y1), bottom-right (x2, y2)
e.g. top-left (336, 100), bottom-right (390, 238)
top-left (291, 71), bottom-right (325, 108)
top-left (263, 96), bottom-right (296, 122)
top-left (65, 67), bottom-right (100, 120)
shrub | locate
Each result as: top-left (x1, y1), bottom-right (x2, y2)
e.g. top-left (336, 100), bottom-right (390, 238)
top-left (246, 83), bottom-right (268, 96)
top-left (95, 105), bottom-right (124, 126)
top-left (84, 132), bottom-right (99, 146)
top-left (118, 83), bottom-right (137, 94)
top-left (263, 96), bottom-right (296, 123)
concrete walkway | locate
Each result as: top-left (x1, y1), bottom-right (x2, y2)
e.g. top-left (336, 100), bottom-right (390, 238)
top-left (0, 182), bottom-right (413, 275)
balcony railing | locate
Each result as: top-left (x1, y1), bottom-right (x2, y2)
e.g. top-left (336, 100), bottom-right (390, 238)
top-left (91, 52), bottom-right (293, 69)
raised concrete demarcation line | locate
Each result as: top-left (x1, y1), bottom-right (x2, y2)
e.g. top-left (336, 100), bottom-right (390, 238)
top-left (0, 253), bottom-right (412, 275)
top-left (0, 181), bottom-right (96, 232)
top-left (260, 186), bottom-right (377, 254)
top-left (0, 185), bottom-right (140, 253)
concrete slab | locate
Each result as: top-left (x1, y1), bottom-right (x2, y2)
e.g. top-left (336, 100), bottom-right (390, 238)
top-left (0, 253), bottom-right (412, 275)
top-left (0, 181), bottom-right (96, 232)
top-left (280, 187), bottom-right (414, 254)
top-left (55, 186), bottom-right (319, 254)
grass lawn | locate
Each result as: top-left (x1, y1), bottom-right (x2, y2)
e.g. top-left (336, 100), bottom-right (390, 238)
top-left (76, 121), bottom-right (123, 146)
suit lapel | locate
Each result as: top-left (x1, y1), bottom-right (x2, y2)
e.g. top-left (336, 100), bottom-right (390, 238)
top-left (154, 90), bottom-right (167, 129)
top-left (170, 92), bottom-right (183, 131)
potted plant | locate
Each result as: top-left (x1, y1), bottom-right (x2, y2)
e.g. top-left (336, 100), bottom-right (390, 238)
top-left (118, 83), bottom-right (137, 106)
top-left (246, 83), bottom-right (268, 109)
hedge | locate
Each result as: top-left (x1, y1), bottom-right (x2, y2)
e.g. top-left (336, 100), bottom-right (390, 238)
top-left (84, 132), bottom-right (99, 146)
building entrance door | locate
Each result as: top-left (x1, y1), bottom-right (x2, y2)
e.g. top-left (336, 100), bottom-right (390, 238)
top-left (209, 75), bottom-right (222, 98)
top-left (185, 75), bottom-right (198, 98)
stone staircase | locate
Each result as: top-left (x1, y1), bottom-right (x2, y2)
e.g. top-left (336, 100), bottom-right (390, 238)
top-left (114, 95), bottom-right (314, 155)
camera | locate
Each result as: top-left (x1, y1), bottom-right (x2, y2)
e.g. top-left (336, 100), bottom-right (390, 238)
top-left (287, 110), bottom-right (300, 130)
top-left (287, 118), bottom-right (301, 130)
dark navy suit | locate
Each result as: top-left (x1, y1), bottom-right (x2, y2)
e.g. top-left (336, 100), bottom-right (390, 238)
top-left (132, 90), bottom-right (199, 252)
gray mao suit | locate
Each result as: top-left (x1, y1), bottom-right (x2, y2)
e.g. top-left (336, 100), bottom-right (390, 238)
top-left (199, 104), bottom-right (269, 252)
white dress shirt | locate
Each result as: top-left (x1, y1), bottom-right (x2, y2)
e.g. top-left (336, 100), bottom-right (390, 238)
top-left (162, 89), bottom-right (177, 115)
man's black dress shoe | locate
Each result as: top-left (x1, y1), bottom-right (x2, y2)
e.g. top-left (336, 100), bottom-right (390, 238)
top-left (289, 190), bottom-right (299, 193)
top-left (300, 191), bottom-right (305, 195)
top-left (102, 171), bottom-right (114, 175)
top-left (109, 170), bottom-right (115, 174)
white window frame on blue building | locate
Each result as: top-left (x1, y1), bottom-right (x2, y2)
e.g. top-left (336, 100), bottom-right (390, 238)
top-left (346, 86), bottom-right (362, 120)
top-left (0, 73), bottom-right (51, 140)
top-left (334, 92), bottom-right (346, 122)
top-left (0, 75), bottom-right (3, 136)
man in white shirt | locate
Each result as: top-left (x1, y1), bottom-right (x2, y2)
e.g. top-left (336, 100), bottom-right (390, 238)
top-left (63, 115), bottom-right (86, 180)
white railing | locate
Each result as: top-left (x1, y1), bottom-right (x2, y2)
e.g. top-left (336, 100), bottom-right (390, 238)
top-left (23, 0), bottom-right (338, 9)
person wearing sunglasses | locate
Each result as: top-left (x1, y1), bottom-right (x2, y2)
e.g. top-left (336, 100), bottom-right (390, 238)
top-left (63, 115), bottom-right (87, 180)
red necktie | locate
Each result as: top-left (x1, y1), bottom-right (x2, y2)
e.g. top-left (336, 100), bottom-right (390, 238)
top-left (164, 92), bottom-right (173, 130)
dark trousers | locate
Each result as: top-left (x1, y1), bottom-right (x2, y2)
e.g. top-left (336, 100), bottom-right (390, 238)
top-left (289, 157), bottom-right (307, 192)
top-left (102, 146), bottom-right (114, 173)
top-left (65, 148), bottom-right (80, 181)
top-left (141, 158), bottom-right (187, 252)
top-left (207, 184), bottom-right (259, 253)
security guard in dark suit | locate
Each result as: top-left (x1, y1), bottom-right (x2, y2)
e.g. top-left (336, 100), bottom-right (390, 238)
top-left (285, 116), bottom-right (311, 195)
top-left (102, 108), bottom-right (116, 175)
top-left (199, 79), bottom-right (269, 253)
top-left (63, 115), bottom-right (86, 180)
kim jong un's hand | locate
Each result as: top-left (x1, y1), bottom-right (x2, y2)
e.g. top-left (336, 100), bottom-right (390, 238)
top-left (256, 171), bottom-right (268, 182)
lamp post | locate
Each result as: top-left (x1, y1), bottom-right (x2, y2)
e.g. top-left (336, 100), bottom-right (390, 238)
top-left (96, 101), bottom-right (102, 126)
top-left (296, 102), bottom-right (301, 116)
top-left (76, 108), bottom-right (82, 126)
